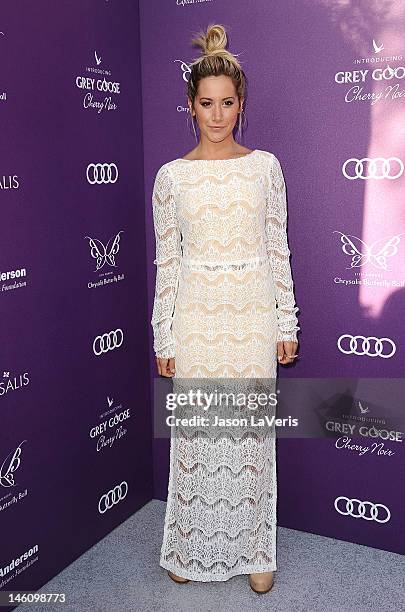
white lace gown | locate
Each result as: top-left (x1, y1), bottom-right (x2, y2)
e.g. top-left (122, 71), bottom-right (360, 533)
top-left (151, 149), bottom-right (299, 582)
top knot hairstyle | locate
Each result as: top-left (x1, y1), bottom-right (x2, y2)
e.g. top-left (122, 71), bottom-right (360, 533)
top-left (187, 23), bottom-right (248, 136)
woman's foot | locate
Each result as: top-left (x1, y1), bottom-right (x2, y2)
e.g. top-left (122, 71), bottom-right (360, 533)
top-left (249, 571), bottom-right (274, 594)
top-left (167, 570), bottom-right (189, 583)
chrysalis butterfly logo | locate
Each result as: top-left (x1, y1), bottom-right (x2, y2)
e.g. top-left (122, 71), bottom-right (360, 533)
top-left (174, 59), bottom-right (191, 83)
top-left (333, 231), bottom-right (405, 270)
top-left (85, 231), bottom-right (123, 271)
top-left (0, 441), bottom-right (26, 488)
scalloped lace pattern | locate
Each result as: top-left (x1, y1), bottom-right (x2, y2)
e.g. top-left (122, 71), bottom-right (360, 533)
top-left (151, 150), bottom-right (300, 360)
top-left (151, 150), bottom-right (300, 581)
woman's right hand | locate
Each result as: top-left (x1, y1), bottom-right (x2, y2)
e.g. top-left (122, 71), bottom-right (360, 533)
top-left (156, 357), bottom-right (176, 377)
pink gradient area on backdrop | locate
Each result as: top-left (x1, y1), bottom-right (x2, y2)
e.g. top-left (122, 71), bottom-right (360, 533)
top-left (360, 27), bottom-right (405, 319)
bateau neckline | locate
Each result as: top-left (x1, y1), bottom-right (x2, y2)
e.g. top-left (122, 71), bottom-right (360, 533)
top-left (176, 149), bottom-right (258, 162)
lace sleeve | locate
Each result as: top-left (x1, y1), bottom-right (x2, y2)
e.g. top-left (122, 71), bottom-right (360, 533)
top-left (150, 164), bottom-right (182, 359)
top-left (265, 154), bottom-right (300, 343)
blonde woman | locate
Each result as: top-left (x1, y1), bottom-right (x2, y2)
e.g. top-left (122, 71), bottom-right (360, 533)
top-left (151, 23), bottom-right (299, 594)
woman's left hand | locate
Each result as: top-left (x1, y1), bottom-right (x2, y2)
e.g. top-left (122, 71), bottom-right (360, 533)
top-left (277, 341), bottom-right (299, 365)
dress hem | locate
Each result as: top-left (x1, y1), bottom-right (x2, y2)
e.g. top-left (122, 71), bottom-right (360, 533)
top-left (159, 558), bottom-right (277, 583)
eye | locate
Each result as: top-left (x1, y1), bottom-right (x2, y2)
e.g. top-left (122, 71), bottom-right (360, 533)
top-left (200, 100), bottom-right (234, 107)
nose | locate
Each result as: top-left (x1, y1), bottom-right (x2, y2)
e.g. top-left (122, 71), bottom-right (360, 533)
top-left (212, 104), bottom-right (224, 122)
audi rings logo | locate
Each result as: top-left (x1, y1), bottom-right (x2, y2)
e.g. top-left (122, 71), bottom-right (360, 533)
top-left (98, 481), bottom-right (128, 514)
top-left (334, 496), bottom-right (390, 524)
top-left (93, 328), bottom-right (124, 355)
top-left (86, 163), bottom-right (119, 184)
top-left (337, 335), bottom-right (396, 359)
top-left (342, 157), bottom-right (403, 180)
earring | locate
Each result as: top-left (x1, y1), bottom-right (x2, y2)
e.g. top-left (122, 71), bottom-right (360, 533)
top-left (237, 108), bottom-right (246, 141)
top-left (191, 114), bottom-right (198, 143)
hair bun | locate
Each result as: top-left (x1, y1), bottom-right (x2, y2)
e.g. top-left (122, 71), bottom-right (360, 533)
top-left (203, 24), bottom-right (227, 55)
top-left (190, 22), bottom-right (242, 69)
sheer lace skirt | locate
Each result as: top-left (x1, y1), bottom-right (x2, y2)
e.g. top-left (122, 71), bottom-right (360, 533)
top-left (159, 261), bottom-right (279, 582)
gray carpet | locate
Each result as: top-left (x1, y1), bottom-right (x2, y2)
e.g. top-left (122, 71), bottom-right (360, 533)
top-left (17, 499), bottom-right (405, 612)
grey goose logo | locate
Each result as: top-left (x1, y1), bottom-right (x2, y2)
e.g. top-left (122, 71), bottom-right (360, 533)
top-left (358, 401), bottom-right (369, 414)
top-left (75, 51), bottom-right (120, 114)
top-left (372, 39), bottom-right (384, 54)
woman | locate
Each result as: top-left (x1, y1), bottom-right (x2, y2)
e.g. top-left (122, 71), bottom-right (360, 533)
top-left (151, 23), bottom-right (299, 594)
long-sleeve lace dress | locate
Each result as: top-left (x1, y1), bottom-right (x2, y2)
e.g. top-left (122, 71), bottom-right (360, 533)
top-left (151, 149), bottom-right (299, 582)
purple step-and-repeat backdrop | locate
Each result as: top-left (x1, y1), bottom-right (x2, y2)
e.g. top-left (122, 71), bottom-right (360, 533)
top-left (1, 0), bottom-right (404, 607)
top-left (142, 0), bottom-right (405, 555)
top-left (1, 1), bottom-right (153, 608)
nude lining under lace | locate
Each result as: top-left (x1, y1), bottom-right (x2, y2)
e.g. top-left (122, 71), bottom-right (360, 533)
top-left (151, 150), bottom-right (299, 582)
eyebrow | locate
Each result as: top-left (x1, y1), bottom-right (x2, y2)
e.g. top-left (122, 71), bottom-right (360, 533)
top-left (199, 96), bottom-right (235, 101)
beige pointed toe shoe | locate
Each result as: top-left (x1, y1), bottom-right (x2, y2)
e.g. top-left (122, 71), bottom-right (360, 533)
top-left (249, 571), bottom-right (274, 594)
top-left (167, 570), bottom-right (190, 583)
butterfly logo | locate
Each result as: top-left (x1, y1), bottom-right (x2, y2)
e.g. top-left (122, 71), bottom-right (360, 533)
top-left (0, 441), bottom-right (26, 488)
top-left (333, 231), bottom-right (405, 270)
top-left (85, 230), bottom-right (123, 271)
top-left (174, 59), bottom-right (191, 83)
top-left (107, 396), bottom-right (113, 407)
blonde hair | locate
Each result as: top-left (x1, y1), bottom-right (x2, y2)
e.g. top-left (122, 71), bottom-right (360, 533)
top-left (187, 23), bottom-right (247, 140)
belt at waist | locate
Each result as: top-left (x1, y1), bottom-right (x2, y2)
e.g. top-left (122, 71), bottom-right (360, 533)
top-left (181, 256), bottom-right (269, 272)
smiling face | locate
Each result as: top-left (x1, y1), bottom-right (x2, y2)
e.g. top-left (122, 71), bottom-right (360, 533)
top-left (188, 74), bottom-right (243, 143)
